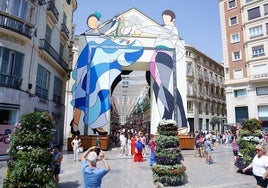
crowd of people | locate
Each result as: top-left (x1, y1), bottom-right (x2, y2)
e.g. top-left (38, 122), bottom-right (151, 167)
top-left (52, 127), bottom-right (268, 188)
top-left (193, 130), bottom-right (240, 164)
top-left (116, 129), bottom-right (154, 163)
top-left (193, 129), bottom-right (268, 188)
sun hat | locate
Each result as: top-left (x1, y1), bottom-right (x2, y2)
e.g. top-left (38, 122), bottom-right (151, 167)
top-left (87, 151), bottom-right (98, 163)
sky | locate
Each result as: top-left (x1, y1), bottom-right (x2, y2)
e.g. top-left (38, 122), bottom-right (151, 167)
top-left (73, 0), bottom-right (223, 62)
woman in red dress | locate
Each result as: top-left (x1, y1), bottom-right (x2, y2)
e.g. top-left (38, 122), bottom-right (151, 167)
top-left (131, 134), bottom-right (136, 156)
top-left (133, 136), bottom-right (143, 162)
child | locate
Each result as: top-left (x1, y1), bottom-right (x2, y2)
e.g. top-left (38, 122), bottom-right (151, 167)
top-left (204, 135), bottom-right (214, 164)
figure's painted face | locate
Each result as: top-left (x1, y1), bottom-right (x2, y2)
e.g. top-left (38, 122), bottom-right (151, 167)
top-left (87, 16), bottom-right (99, 29)
top-left (162, 14), bottom-right (173, 26)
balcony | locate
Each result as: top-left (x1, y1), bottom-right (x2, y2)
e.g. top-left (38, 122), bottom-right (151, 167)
top-left (47, 1), bottom-right (59, 24)
top-left (39, 39), bottom-right (68, 72)
top-left (0, 74), bottom-right (22, 89)
top-left (0, 12), bottom-right (33, 39)
top-left (60, 23), bottom-right (69, 40)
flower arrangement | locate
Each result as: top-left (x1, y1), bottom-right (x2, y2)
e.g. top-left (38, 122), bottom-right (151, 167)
top-left (235, 118), bottom-right (263, 173)
top-left (152, 119), bottom-right (187, 186)
top-left (3, 112), bottom-right (56, 188)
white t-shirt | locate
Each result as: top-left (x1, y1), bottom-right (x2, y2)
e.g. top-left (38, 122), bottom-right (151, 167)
top-left (120, 135), bottom-right (127, 146)
top-left (252, 155), bottom-right (268, 177)
top-left (72, 139), bottom-right (81, 148)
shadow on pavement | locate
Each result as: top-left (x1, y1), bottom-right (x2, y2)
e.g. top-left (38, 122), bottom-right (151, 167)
top-left (59, 180), bottom-right (81, 188)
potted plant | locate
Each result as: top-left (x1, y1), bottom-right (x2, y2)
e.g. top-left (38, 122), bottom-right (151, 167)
top-left (152, 119), bottom-right (187, 186)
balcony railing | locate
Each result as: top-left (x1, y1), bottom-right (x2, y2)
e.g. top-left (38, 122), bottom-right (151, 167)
top-left (61, 23), bottom-right (69, 39)
top-left (47, 1), bottom-right (59, 21)
top-left (0, 74), bottom-right (22, 89)
top-left (0, 12), bottom-right (33, 39)
top-left (39, 39), bottom-right (68, 72)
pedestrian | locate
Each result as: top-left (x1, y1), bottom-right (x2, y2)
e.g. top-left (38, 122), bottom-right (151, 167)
top-left (148, 134), bottom-right (156, 166)
top-left (194, 133), bottom-right (202, 157)
top-left (134, 135), bottom-right (143, 162)
top-left (231, 135), bottom-right (239, 163)
top-left (127, 133), bottom-right (132, 157)
top-left (52, 146), bottom-right (63, 186)
top-left (243, 144), bottom-right (268, 188)
top-left (81, 146), bottom-right (110, 188)
top-left (71, 135), bottom-right (82, 161)
top-left (204, 135), bottom-right (214, 164)
top-left (140, 133), bottom-right (147, 156)
top-left (131, 134), bottom-right (137, 156)
top-left (119, 132), bottom-right (127, 156)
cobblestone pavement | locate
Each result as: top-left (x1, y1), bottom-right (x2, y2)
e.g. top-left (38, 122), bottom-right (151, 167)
top-left (0, 144), bottom-right (256, 188)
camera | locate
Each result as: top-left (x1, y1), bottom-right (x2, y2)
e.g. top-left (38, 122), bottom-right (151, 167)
top-left (95, 147), bottom-right (101, 156)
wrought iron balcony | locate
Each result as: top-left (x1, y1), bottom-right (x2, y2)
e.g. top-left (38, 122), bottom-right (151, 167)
top-left (39, 39), bottom-right (68, 72)
top-left (47, 1), bottom-right (59, 22)
top-left (0, 74), bottom-right (22, 89)
top-left (0, 12), bottom-right (33, 39)
top-left (61, 23), bottom-right (69, 39)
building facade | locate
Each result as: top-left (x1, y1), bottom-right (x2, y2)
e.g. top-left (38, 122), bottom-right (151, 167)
top-left (185, 45), bottom-right (226, 133)
top-left (0, 0), bottom-right (77, 146)
top-left (219, 0), bottom-right (268, 126)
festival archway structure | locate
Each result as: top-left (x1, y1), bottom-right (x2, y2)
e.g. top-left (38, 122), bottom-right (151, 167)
top-left (71, 8), bottom-right (188, 137)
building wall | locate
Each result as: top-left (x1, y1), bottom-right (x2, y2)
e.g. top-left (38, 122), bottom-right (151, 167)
top-left (185, 45), bottom-right (226, 133)
top-left (0, 0), bottom-right (77, 148)
top-left (219, 0), bottom-right (268, 125)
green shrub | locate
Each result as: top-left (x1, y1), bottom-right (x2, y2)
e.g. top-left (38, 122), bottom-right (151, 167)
top-left (3, 112), bottom-right (56, 188)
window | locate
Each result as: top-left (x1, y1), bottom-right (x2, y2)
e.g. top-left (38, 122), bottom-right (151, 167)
top-left (205, 103), bottom-right (209, 115)
top-left (253, 64), bottom-right (268, 77)
top-left (235, 107), bottom-right (248, 123)
top-left (258, 106), bottom-right (268, 122)
top-left (186, 50), bottom-right (191, 57)
top-left (252, 45), bottom-right (265, 57)
top-left (199, 102), bottom-right (203, 114)
top-left (264, 4), bottom-right (268, 15)
top-left (234, 89), bottom-right (247, 97)
top-left (0, 0), bottom-right (9, 12)
top-left (0, 47), bottom-right (23, 76)
top-left (248, 7), bottom-right (261, 20)
top-left (233, 69), bottom-right (243, 78)
top-left (246, 0), bottom-right (253, 3)
top-left (204, 69), bottom-right (209, 80)
top-left (36, 64), bottom-right (50, 100)
top-left (228, 0), bottom-right (236, 9)
top-left (63, 12), bottom-right (67, 25)
top-left (233, 51), bottom-right (241, 61)
top-left (256, 87), bottom-right (268, 96)
top-left (231, 33), bottom-right (240, 43)
top-left (266, 23), bottom-right (268, 35)
top-left (225, 67), bottom-right (229, 75)
top-left (187, 101), bottom-right (193, 112)
top-left (59, 43), bottom-right (64, 57)
top-left (249, 25), bottom-right (263, 39)
top-left (45, 25), bottom-right (52, 43)
top-left (198, 83), bottom-right (203, 95)
top-left (53, 76), bottom-right (62, 104)
top-left (186, 62), bottom-right (194, 76)
top-left (230, 16), bottom-right (238, 26)
top-left (197, 65), bottom-right (202, 77)
top-left (187, 81), bottom-right (194, 95)
top-left (1, 0), bottom-right (35, 23)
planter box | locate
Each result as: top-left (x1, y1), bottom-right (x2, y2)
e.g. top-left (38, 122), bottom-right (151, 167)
top-left (178, 135), bottom-right (195, 150)
top-left (67, 135), bottom-right (110, 151)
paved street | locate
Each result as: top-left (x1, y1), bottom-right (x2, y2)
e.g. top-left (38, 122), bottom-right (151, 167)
top-left (1, 144), bottom-right (256, 188)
